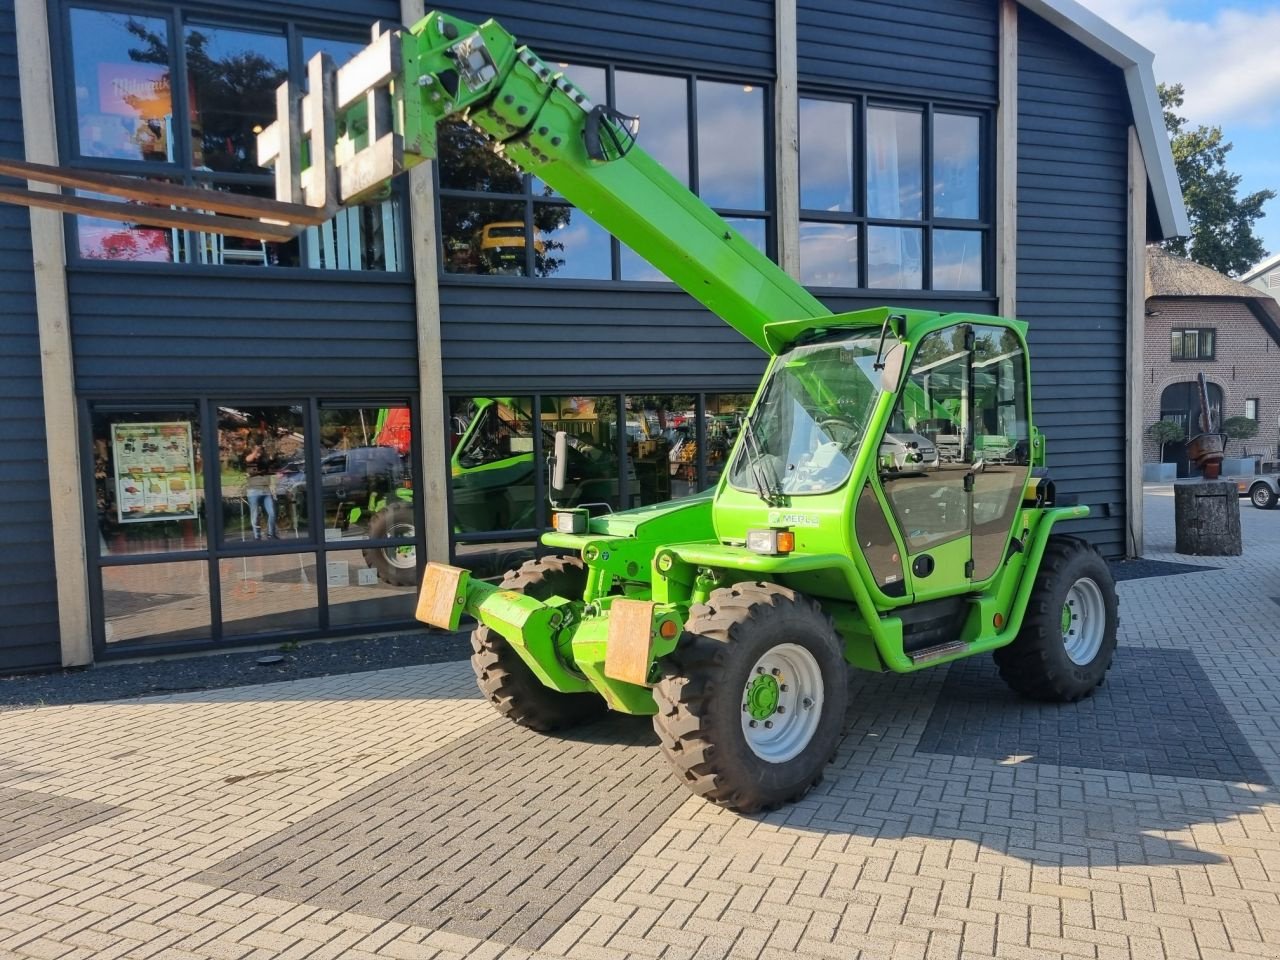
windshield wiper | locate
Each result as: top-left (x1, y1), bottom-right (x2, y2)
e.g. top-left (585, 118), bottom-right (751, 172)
top-left (740, 414), bottom-right (783, 505)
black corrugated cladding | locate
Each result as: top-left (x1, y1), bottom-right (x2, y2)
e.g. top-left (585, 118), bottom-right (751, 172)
top-left (1017, 9), bottom-right (1130, 556)
top-left (437, 0), bottom-right (774, 396)
top-left (0, 0), bottom-right (62, 669)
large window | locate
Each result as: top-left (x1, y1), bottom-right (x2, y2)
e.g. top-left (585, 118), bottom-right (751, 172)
top-left (1171, 328), bottom-right (1216, 361)
top-left (62, 6), bottom-right (402, 271)
top-left (798, 97), bottom-right (987, 292)
top-left (90, 399), bottom-right (419, 653)
top-left (438, 65), bottom-right (770, 281)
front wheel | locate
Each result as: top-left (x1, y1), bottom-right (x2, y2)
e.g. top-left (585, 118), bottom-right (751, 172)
top-left (1250, 483), bottom-right (1276, 510)
top-left (653, 582), bottom-right (848, 814)
top-left (994, 536), bottom-right (1118, 702)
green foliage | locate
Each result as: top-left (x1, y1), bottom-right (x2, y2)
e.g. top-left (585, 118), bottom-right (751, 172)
top-left (1147, 419), bottom-right (1185, 458)
top-left (1159, 83), bottom-right (1276, 277)
top-left (1222, 416), bottom-right (1259, 441)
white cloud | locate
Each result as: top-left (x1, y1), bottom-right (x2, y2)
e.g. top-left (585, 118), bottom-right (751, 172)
top-left (1075, 0), bottom-right (1280, 127)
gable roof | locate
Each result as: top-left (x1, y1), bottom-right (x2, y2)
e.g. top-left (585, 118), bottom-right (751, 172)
top-left (1017, 0), bottom-right (1190, 241)
top-left (1147, 246), bottom-right (1280, 347)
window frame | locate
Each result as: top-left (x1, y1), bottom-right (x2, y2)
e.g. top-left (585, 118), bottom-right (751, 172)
top-left (1170, 327), bottom-right (1217, 361)
top-left (796, 92), bottom-right (992, 294)
top-left (435, 61), bottom-right (776, 285)
top-left (51, 0), bottom-right (409, 276)
top-left (1245, 398), bottom-right (1259, 421)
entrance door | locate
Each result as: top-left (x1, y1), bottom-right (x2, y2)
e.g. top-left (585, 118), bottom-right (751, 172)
top-left (1159, 381), bottom-right (1223, 477)
top-left (877, 325), bottom-right (973, 601)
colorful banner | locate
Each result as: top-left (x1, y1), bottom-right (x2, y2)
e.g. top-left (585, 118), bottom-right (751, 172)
top-left (112, 421), bottom-right (197, 523)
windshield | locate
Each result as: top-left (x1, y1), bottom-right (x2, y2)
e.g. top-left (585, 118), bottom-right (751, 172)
top-left (728, 330), bottom-right (889, 497)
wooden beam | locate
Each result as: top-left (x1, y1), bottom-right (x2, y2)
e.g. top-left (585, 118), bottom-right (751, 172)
top-left (335, 29), bottom-right (401, 110)
top-left (997, 0), bottom-right (1018, 318)
top-left (402, 0), bottom-right (451, 567)
top-left (0, 156), bottom-right (328, 226)
top-left (774, 0), bottom-right (800, 280)
top-left (1126, 126), bottom-right (1147, 558)
top-left (0, 186), bottom-right (302, 241)
top-left (15, 0), bottom-right (91, 667)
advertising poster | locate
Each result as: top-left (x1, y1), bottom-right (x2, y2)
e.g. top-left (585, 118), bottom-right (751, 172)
top-left (112, 421), bottom-right (197, 523)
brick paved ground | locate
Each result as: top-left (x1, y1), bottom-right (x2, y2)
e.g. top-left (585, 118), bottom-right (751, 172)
top-left (0, 489), bottom-right (1276, 960)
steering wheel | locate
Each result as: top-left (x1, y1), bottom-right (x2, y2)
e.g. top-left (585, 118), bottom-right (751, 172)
top-left (818, 417), bottom-right (861, 448)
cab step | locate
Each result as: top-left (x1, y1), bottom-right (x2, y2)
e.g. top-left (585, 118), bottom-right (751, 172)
top-left (907, 640), bottom-right (967, 665)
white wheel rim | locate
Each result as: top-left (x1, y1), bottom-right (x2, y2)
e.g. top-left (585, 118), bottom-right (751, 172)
top-left (1253, 486), bottom-right (1270, 508)
top-left (385, 522), bottom-right (416, 569)
top-left (1062, 577), bottom-right (1106, 666)
top-left (741, 643), bottom-right (824, 763)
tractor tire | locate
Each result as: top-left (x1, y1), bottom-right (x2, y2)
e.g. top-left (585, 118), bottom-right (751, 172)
top-left (470, 555), bottom-right (607, 731)
top-left (362, 501), bottom-right (417, 586)
top-left (993, 536), bottom-right (1118, 702)
top-left (1249, 482), bottom-right (1277, 510)
top-left (652, 582), bottom-right (848, 814)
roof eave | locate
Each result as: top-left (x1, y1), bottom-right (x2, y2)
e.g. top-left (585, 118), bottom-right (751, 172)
top-left (1017, 0), bottom-right (1190, 240)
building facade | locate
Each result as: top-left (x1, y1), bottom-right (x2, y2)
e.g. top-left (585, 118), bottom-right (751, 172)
top-left (1243, 252), bottom-right (1280, 305)
top-left (1144, 247), bottom-right (1280, 474)
top-left (0, 0), bottom-right (1185, 672)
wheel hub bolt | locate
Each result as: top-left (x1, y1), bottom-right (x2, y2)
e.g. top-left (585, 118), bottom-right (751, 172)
top-left (764, 721), bottom-right (773, 729)
top-left (771, 668), bottom-right (781, 676)
top-left (802, 698), bottom-right (813, 709)
top-left (776, 706), bottom-right (785, 714)
top-left (748, 720), bottom-right (758, 728)
top-left (756, 667), bottom-right (764, 674)
top-left (780, 684), bottom-right (788, 692)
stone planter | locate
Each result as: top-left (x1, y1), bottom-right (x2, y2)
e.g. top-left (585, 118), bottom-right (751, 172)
top-left (1143, 462), bottom-right (1176, 483)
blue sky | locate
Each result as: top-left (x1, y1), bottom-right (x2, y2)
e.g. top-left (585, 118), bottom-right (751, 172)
top-left (1076, 0), bottom-right (1279, 266)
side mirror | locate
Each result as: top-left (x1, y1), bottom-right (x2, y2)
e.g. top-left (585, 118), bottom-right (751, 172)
top-left (880, 342), bottom-right (906, 392)
top-left (548, 430), bottom-right (569, 503)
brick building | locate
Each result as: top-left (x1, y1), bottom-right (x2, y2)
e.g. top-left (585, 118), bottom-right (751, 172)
top-left (1144, 246), bottom-right (1280, 474)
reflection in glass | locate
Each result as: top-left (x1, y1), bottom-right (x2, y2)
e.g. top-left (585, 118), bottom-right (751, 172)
top-left (867, 107), bottom-right (923, 220)
top-left (799, 99), bottom-right (854, 212)
top-left (697, 80), bottom-right (765, 210)
top-left (326, 549), bottom-right (417, 628)
top-left (77, 190), bottom-right (175, 262)
top-left (103, 562), bottom-right (210, 644)
top-left (704, 394), bottom-right (750, 488)
top-left (626, 395), bottom-right (698, 504)
top-left (933, 113), bottom-right (981, 220)
top-left (933, 230), bottom-right (983, 291)
top-left (441, 198), bottom-right (526, 275)
top-left (726, 218), bottom-right (768, 255)
top-left (450, 397), bottom-right (539, 532)
top-left (93, 408), bottom-right (206, 556)
top-left (305, 196), bottom-right (403, 272)
top-left (799, 221), bottom-right (858, 287)
top-left (70, 9), bottom-right (173, 163)
top-left (315, 405), bottom-right (414, 546)
top-left (438, 119), bottom-right (524, 194)
top-left (867, 226), bottom-right (922, 289)
top-left (219, 553), bottom-right (318, 638)
top-left (179, 181), bottom-right (300, 266)
top-left (620, 241), bottom-right (663, 282)
top-left (545, 396), bottom-right (623, 510)
top-left (216, 405), bottom-right (307, 544)
top-left (616, 71), bottom-right (688, 186)
top-left (185, 25), bottom-right (287, 174)
top-left (535, 204), bottom-right (610, 279)
top-left (454, 540), bottom-right (539, 580)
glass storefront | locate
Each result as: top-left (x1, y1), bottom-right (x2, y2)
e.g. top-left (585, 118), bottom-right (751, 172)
top-left (89, 398), bottom-right (418, 652)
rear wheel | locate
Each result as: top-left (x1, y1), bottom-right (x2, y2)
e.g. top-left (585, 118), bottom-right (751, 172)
top-left (653, 582), bottom-right (848, 814)
top-left (994, 536), bottom-right (1118, 702)
top-left (470, 556), bottom-right (606, 731)
top-left (1250, 483), bottom-right (1276, 509)
top-left (362, 500), bottom-right (417, 586)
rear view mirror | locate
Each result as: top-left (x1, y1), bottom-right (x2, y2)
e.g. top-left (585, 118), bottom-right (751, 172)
top-left (880, 342), bottom-right (906, 392)
top-left (549, 430), bottom-right (569, 502)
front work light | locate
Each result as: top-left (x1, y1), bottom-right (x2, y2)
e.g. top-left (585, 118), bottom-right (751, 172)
top-left (553, 511), bottom-right (588, 534)
top-left (746, 529), bottom-right (794, 555)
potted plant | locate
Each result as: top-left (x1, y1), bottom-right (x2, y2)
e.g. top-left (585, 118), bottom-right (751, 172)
top-left (1145, 420), bottom-right (1184, 482)
top-left (1221, 416), bottom-right (1260, 476)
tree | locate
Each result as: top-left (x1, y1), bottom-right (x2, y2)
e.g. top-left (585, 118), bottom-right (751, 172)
top-left (1159, 83), bottom-right (1275, 277)
top-left (1147, 419), bottom-right (1185, 462)
top-left (1221, 416), bottom-right (1258, 442)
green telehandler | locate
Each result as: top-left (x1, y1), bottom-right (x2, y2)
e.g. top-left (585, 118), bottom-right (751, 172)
top-left (389, 12), bottom-right (1119, 812)
top-left (0, 11), bottom-right (1120, 813)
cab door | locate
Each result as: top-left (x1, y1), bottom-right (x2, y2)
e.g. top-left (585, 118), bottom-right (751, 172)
top-left (875, 325), bottom-right (975, 601)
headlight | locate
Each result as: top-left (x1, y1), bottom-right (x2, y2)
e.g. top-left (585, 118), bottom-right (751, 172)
top-left (746, 529), bottom-right (794, 555)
